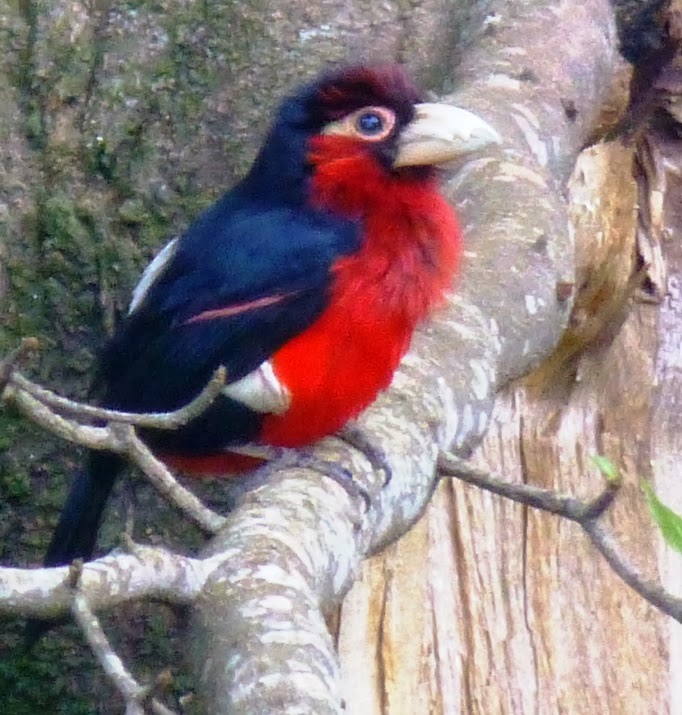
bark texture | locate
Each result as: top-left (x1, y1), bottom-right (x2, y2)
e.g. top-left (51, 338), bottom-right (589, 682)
top-left (0, 0), bottom-right (677, 713)
top-left (338, 3), bottom-right (682, 714)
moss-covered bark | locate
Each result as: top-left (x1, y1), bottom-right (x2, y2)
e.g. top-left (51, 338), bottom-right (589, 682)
top-left (0, 1), bottom-right (483, 710)
top-left (2, 1), bottom-right (671, 713)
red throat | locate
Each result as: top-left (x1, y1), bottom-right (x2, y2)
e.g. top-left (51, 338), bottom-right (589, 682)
top-left (258, 136), bottom-right (461, 447)
top-left (306, 135), bottom-right (460, 318)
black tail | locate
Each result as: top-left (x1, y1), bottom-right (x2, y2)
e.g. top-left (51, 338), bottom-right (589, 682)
top-left (25, 450), bottom-right (124, 644)
top-left (43, 450), bottom-right (124, 567)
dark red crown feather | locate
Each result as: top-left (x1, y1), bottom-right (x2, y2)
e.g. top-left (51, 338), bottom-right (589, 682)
top-left (314, 64), bottom-right (422, 124)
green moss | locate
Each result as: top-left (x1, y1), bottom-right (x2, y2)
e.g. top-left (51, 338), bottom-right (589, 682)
top-left (0, 634), bottom-right (102, 715)
top-left (85, 134), bottom-right (117, 183)
top-left (41, 195), bottom-right (94, 259)
top-left (0, 468), bottom-right (31, 501)
top-left (0, 414), bottom-right (30, 502)
top-left (0, 0), bottom-right (310, 711)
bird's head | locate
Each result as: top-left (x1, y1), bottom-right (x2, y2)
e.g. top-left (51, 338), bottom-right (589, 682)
top-left (242, 64), bottom-right (500, 206)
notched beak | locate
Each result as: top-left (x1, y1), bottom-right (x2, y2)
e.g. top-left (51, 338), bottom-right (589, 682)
top-left (394, 102), bottom-right (502, 168)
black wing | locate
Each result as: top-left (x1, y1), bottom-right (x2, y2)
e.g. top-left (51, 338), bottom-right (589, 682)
top-left (97, 191), bottom-right (360, 417)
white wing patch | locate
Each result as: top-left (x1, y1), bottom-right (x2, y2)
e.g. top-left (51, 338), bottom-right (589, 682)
top-left (224, 444), bottom-right (279, 460)
top-left (129, 241), bottom-right (290, 417)
top-left (129, 238), bottom-right (179, 315)
top-left (223, 361), bottom-right (290, 415)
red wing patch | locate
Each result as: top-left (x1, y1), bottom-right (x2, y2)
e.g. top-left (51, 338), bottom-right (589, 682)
top-left (161, 451), bottom-right (267, 477)
top-left (184, 292), bottom-right (297, 325)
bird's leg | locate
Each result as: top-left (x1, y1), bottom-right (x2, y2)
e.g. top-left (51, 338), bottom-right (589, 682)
top-left (337, 423), bottom-right (392, 486)
top-left (292, 450), bottom-right (371, 510)
top-left (253, 447), bottom-right (371, 511)
top-left (236, 425), bottom-right (391, 509)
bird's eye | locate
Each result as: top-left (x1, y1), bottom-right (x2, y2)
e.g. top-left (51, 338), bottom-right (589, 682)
top-left (322, 106), bottom-right (396, 142)
top-left (351, 107), bottom-right (395, 141)
top-left (356, 112), bottom-right (385, 136)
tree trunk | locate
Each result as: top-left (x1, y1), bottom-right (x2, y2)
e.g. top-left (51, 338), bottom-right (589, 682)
top-left (1, 1), bottom-right (679, 713)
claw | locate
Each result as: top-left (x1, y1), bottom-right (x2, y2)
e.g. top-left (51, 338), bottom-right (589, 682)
top-left (257, 448), bottom-right (371, 512)
top-left (338, 424), bottom-right (392, 486)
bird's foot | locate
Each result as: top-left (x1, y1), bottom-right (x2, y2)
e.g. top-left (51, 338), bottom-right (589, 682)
top-left (337, 423), bottom-right (392, 487)
top-left (293, 451), bottom-right (371, 510)
top-left (257, 448), bottom-right (371, 511)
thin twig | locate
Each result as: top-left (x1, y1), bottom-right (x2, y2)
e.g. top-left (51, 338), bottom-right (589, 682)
top-left (8, 366), bottom-right (226, 429)
top-left (438, 453), bottom-right (619, 521)
top-left (72, 593), bottom-right (179, 715)
top-left (5, 379), bottom-right (227, 533)
top-left (114, 423), bottom-right (227, 534)
top-left (72, 592), bottom-right (149, 703)
top-left (150, 700), bottom-right (179, 715)
top-left (583, 521), bottom-right (682, 621)
top-left (7, 388), bottom-right (116, 450)
top-left (148, 671), bottom-right (181, 715)
top-left (438, 452), bottom-right (682, 624)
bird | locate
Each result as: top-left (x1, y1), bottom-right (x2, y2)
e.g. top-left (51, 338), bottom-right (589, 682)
top-left (41, 63), bottom-right (500, 578)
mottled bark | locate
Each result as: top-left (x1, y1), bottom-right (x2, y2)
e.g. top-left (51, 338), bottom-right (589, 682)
top-left (338, 3), bottom-right (682, 715)
top-left (0, 0), bottom-right (676, 714)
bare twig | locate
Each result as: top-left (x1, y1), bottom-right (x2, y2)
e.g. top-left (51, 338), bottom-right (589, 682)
top-left (438, 453), bottom-right (620, 521)
top-left (72, 592), bottom-right (149, 704)
top-left (583, 521), bottom-right (682, 621)
top-left (7, 388), bottom-right (115, 449)
top-left (72, 593), bottom-right (179, 715)
top-left (7, 366), bottom-right (226, 429)
top-left (113, 424), bottom-right (227, 534)
top-left (438, 452), bottom-right (682, 623)
top-left (150, 699), bottom-right (179, 715)
top-left (4, 376), bottom-right (227, 533)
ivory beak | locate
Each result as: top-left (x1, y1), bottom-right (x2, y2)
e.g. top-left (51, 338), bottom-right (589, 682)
top-left (394, 103), bottom-right (501, 168)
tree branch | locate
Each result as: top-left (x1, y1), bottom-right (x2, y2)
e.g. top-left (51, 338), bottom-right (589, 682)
top-left (438, 453), bottom-right (682, 623)
top-left (6, 365), bottom-right (227, 429)
top-left (72, 592), bottom-right (152, 713)
top-left (73, 593), bottom-right (179, 715)
top-left (111, 424), bottom-right (226, 534)
top-left (4, 383), bottom-right (226, 534)
top-left (0, 544), bottom-right (225, 618)
top-left (0, 337), bottom-right (40, 389)
top-left (583, 521), bottom-right (682, 622)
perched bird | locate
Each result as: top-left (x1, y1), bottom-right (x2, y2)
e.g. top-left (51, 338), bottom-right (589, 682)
top-left (42, 64), bottom-right (499, 574)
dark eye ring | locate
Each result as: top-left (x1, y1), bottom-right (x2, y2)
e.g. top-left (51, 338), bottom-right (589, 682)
top-left (355, 111), bottom-right (385, 136)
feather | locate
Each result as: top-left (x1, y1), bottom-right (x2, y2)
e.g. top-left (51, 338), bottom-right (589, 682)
top-left (39, 64), bottom-right (478, 599)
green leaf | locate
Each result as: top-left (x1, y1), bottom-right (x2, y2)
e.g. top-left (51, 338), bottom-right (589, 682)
top-left (642, 481), bottom-right (682, 554)
top-left (590, 455), bottom-right (621, 484)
